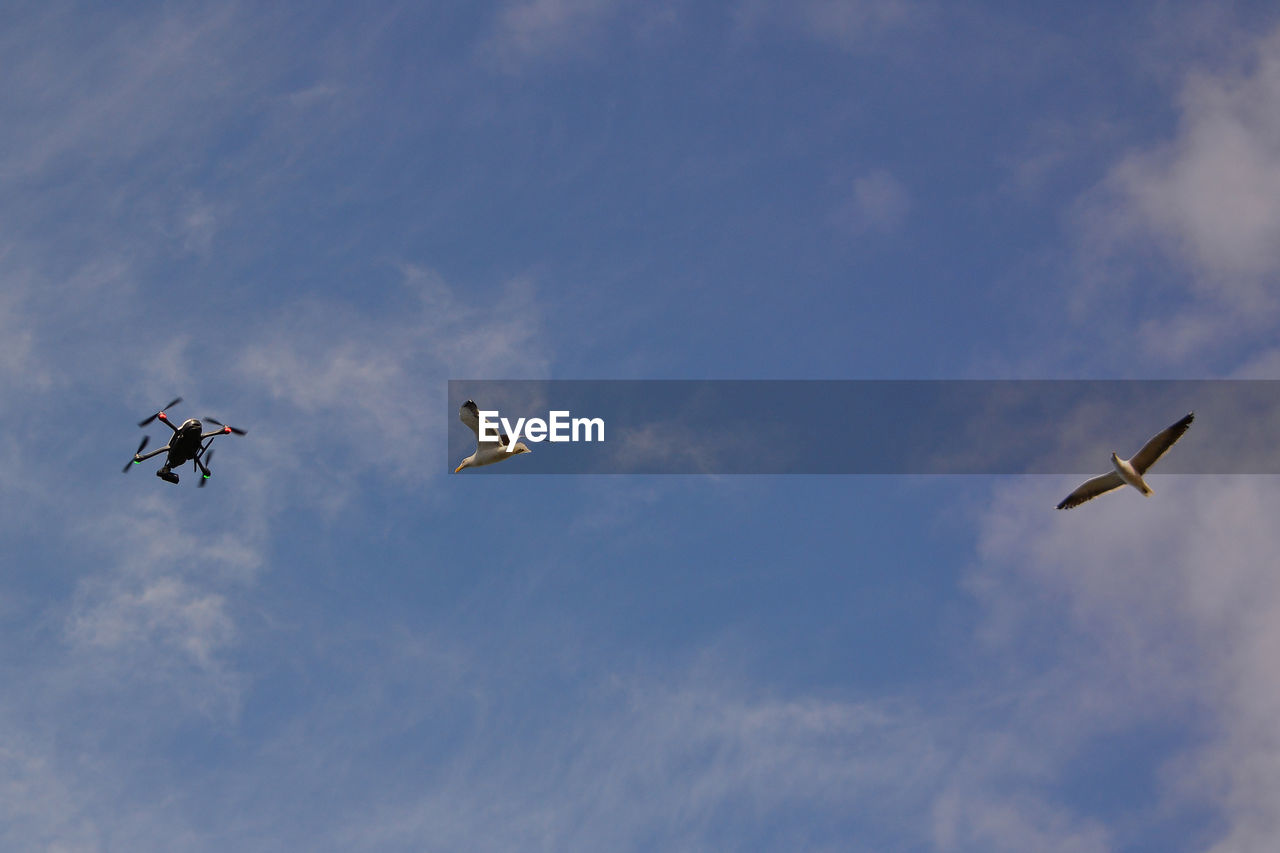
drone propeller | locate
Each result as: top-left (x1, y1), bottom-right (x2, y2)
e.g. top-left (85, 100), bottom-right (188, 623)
top-left (198, 449), bottom-right (214, 488)
top-left (123, 435), bottom-right (149, 473)
top-left (139, 397), bottom-right (183, 427)
top-left (205, 417), bottom-right (247, 436)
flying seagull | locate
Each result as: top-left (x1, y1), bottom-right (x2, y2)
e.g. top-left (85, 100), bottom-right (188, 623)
top-left (1056, 412), bottom-right (1194, 510)
top-left (454, 400), bottom-right (531, 473)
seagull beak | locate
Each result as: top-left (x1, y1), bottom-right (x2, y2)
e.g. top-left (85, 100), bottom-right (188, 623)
top-left (454, 462), bottom-right (465, 473)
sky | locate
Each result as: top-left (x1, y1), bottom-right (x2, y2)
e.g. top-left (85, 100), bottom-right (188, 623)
top-left (3, 1), bottom-right (1280, 850)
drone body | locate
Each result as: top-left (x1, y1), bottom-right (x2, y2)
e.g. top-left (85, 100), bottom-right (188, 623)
top-left (125, 398), bottom-right (246, 486)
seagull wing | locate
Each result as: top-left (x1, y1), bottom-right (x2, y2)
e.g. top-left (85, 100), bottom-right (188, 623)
top-left (1057, 472), bottom-right (1125, 510)
top-left (1130, 412), bottom-right (1194, 474)
top-left (459, 400), bottom-right (481, 437)
top-left (459, 400), bottom-right (509, 446)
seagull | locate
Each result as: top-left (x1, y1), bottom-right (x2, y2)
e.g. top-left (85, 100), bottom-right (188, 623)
top-left (454, 400), bottom-right (531, 473)
top-left (1056, 412), bottom-right (1194, 509)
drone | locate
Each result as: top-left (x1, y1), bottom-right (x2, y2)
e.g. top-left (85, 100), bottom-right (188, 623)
top-left (123, 397), bottom-right (246, 486)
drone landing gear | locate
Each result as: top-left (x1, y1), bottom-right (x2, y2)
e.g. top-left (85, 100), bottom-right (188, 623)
top-left (156, 468), bottom-right (179, 484)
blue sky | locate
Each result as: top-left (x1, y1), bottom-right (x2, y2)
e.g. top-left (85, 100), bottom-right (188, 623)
top-left (4, 1), bottom-right (1280, 850)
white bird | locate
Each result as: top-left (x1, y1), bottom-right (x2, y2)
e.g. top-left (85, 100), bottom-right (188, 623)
top-left (454, 400), bottom-right (531, 473)
top-left (1056, 412), bottom-right (1194, 510)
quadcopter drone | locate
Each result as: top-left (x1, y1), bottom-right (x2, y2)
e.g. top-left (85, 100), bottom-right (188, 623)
top-left (123, 397), bottom-right (246, 486)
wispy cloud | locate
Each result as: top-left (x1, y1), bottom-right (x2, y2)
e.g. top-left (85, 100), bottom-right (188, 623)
top-left (211, 632), bottom-right (1148, 853)
top-left (0, 7), bottom-right (251, 181)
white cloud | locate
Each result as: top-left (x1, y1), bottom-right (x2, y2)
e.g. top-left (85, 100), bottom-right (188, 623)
top-left (480, 0), bottom-right (626, 69)
top-left (310, 666), bottom-right (944, 851)
top-left (400, 669), bottom-right (1141, 852)
top-left (59, 485), bottom-right (270, 719)
top-left (0, 271), bottom-right (49, 393)
top-left (234, 266), bottom-right (548, 487)
top-left (932, 788), bottom-right (1111, 853)
top-left (0, 736), bottom-right (99, 852)
top-left (972, 475), bottom-right (1280, 851)
top-left (0, 483), bottom-right (274, 847)
top-left (797, 0), bottom-right (917, 49)
top-left (734, 0), bottom-right (920, 51)
top-left (1075, 26), bottom-right (1280, 365)
top-left (844, 169), bottom-right (912, 235)
top-left (1111, 43), bottom-right (1280, 288)
top-left (70, 572), bottom-right (231, 658)
top-left (1231, 346), bottom-right (1280, 378)
top-left (177, 195), bottom-right (221, 257)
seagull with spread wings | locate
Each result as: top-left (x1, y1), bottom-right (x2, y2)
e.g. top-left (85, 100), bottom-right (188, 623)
top-left (1056, 412), bottom-right (1194, 510)
top-left (454, 400), bottom-right (531, 473)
